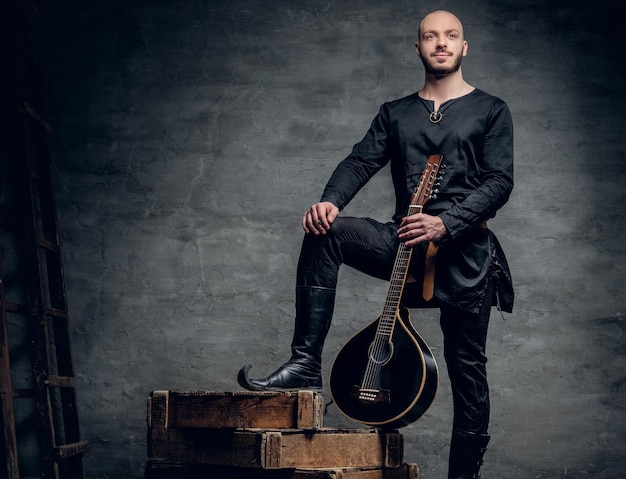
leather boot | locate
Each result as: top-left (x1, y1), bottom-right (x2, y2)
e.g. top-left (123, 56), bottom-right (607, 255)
top-left (448, 430), bottom-right (490, 479)
top-left (238, 285), bottom-right (335, 391)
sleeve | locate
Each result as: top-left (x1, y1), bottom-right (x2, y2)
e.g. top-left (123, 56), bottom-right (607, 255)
top-left (438, 100), bottom-right (514, 241)
top-left (320, 104), bottom-right (392, 210)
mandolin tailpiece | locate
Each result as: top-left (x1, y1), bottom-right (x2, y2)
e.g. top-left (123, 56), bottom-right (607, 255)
top-left (350, 386), bottom-right (391, 404)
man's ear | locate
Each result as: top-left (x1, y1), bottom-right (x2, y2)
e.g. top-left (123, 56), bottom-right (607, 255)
top-left (462, 40), bottom-right (468, 57)
top-left (415, 42), bottom-right (421, 57)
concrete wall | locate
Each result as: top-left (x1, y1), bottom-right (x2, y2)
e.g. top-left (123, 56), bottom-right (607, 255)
top-left (35, 0), bottom-right (625, 477)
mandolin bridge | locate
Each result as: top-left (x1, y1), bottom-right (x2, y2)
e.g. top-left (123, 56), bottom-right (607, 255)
top-left (350, 386), bottom-right (391, 404)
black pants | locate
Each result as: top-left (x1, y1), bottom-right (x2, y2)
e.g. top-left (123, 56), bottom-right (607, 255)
top-left (297, 216), bottom-right (492, 434)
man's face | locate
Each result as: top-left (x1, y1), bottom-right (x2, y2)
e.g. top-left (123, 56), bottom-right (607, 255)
top-left (416, 11), bottom-right (468, 75)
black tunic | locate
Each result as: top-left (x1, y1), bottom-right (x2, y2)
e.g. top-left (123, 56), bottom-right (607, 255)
top-left (320, 89), bottom-right (514, 314)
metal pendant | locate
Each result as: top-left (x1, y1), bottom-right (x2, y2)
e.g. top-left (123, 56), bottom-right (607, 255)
top-left (429, 111), bottom-right (443, 124)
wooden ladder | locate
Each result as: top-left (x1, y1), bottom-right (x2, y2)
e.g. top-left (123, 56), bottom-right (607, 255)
top-left (0, 1), bottom-right (89, 478)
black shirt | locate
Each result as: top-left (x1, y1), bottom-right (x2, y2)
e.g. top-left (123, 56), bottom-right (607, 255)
top-left (320, 89), bottom-right (514, 313)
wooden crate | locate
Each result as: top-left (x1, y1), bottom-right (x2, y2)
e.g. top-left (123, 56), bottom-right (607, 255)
top-left (148, 390), bottom-right (325, 430)
top-left (144, 461), bottom-right (419, 479)
top-left (147, 427), bottom-right (403, 469)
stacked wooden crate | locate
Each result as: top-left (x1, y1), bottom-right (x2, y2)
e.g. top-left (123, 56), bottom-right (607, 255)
top-left (146, 390), bottom-right (419, 478)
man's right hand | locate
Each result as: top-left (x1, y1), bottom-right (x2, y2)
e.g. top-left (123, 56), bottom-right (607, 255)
top-left (302, 202), bottom-right (339, 235)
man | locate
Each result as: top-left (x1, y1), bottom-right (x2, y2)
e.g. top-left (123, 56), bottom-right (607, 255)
top-left (238, 10), bottom-right (514, 479)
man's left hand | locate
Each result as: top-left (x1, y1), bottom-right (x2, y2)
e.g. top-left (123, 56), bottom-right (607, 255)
top-left (397, 213), bottom-right (447, 247)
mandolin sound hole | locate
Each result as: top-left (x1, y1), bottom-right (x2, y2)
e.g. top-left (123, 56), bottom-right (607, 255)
top-left (367, 341), bottom-right (394, 366)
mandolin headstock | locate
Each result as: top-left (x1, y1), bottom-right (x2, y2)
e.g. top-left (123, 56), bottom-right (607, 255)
top-left (410, 154), bottom-right (444, 209)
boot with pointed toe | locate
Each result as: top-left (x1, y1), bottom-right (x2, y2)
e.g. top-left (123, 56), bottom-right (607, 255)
top-left (238, 286), bottom-right (335, 391)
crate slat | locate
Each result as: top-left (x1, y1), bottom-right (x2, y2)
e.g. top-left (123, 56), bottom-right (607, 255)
top-left (148, 390), bottom-right (325, 430)
top-left (144, 461), bottom-right (419, 479)
top-left (147, 427), bottom-right (403, 469)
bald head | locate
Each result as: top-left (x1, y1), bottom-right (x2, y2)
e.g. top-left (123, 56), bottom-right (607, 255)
top-left (418, 10), bottom-right (465, 41)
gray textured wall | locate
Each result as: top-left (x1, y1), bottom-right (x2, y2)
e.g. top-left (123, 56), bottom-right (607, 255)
top-left (37, 0), bottom-right (625, 478)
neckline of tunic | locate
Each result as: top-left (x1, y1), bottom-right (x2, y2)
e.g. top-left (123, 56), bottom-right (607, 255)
top-left (417, 88), bottom-right (478, 110)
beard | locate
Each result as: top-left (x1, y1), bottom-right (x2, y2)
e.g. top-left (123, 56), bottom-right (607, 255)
top-left (420, 50), bottom-right (463, 75)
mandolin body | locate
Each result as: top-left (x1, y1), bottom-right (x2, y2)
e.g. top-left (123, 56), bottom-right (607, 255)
top-left (329, 307), bottom-right (438, 429)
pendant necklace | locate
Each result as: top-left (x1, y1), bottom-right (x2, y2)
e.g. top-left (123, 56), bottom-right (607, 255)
top-left (423, 89), bottom-right (474, 124)
top-left (429, 110), bottom-right (443, 124)
top-left (424, 98), bottom-right (452, 124)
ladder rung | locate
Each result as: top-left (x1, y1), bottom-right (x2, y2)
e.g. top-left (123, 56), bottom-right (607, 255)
top-left (5, 304), bottom-right (71, 323)
top-left (12, 388), bottom-right (36, 398)
top-left (47, 375), bottom-right (76, 388)
top-left (12, 376), bottom-right (76, 396)
top-left (3, 300), bottom-right (29, 315)
top-left (37, 237), bottom-right (60, 253)
top-left (46, 307), bottom-right (69, 320)
top-left (54, 440), bottom-right (90, 459)
top-left (21, 101), bottom-right (52, 133)
top-left (13, 375), bottom-right (76, 394)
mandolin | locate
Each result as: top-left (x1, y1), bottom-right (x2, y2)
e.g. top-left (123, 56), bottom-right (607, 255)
top-left (329, 154), bottom-right (443, 429)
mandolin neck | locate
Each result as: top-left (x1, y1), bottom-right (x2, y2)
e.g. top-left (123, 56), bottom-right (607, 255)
top-left (380, 204), bottom-right (422, 326)
top-left (375, 153), bottom-right (442, 339)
